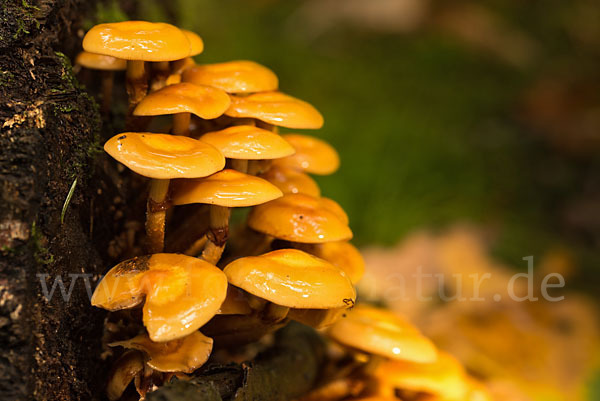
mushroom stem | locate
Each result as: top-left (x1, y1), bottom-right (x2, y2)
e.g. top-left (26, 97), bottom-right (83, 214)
top-left (126, 60), bottom-right (148, 111)
top-left (146, 178), bottom-right (170, 253)
top-left (362, 354), bottom-right (384, 376)
top-left (172, 112), bottom-right (191, 136)
top-left (263, 302), bottom-right (290, 323)
top-left (230, 159), bottom-right (248, 173)
top-left (151, 61), bottom-right (170, 92)
top-left (247, 159), bottom-right (272, 176)
top-left (183, 235), bottom-right (208, 256)
top-left (100, 71), bottom-right (114, 116)
top-left (201, 205), bottom-right (231, 265)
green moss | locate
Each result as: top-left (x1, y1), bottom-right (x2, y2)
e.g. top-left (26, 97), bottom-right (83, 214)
top-left (30, 222), bottom-right (54, 265)
top-left (0, 71), bottom-right (14, 86)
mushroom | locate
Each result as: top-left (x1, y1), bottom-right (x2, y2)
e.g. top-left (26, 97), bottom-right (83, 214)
top-left (106, 350), bottom-right (144, 401)
top-left (217, 286), bottom-right (253, 316)
top-left (104, 132), bottom-right (225, 253)
top-left (258, 166), bottom-right (321, 197)
top-left (91, 253), bottom-right (228, 342)
top-left (199, 124), bottom-right (295, 173)
top-left (152, 30), bottom-right (204, 92)
top-left (225, 91), bottom-right (324, 129)
top-left (310, 241), bottom-right (365, 285)
top-left (182, 60), bottom-right (278, 94)
top-left (83, 21), bottom-right (192, 115)
top-left (110, 330), bottom-right (213, 373)
top-left (223, 248), bottom-right (356, 325)
top-left (247, 193), bottom-right (352, 245)
top-left (372, 352), bottom-right (469, 401)
top-left (133, 82), bottom-right (231, 136)
top-left (272, 134), bottom-right (340, 175)
top-left (74, 51), bottom-right (126, 115)
top-left (327, 305), bottom-right (437, 371)
top-left (170, 169), bottom-right (283, 263)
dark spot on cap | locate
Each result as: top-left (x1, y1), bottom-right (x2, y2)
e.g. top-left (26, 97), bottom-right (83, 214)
top-left (113, 255), bottom-right (151, 276)
top-left (118, 135), bottom-right (126, 140)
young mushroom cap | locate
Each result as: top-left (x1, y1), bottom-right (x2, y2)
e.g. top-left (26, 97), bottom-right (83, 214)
top-left (104, 132), bottom-right (225, 179)
top-left (247, 193), bottom-right (352, 243)
top-left (259, 166), bottom-right (321, 197)
top-left (133, 82), bottom-right (231, 120)
top-left (182, 60), bottom-right (278, 93)
top-left (182, 30), bottom-right (204, 56)
top-left (83, 21), bottom-right (191, 61)
top-left (171, 169), bottom-right (283, 207)
top-left (92, 254), bottom-right (228, 342)
top-left (110, 331), bottom-right (213, 373)
top-left (373, 352), bottom-right (469, 400)
top-left (225, 91), bottom-right (324, 129)
top-left (200, 125), bottom-right (295, 160)
top-left (223, 249), bottom-right (356, 309)
top-left (312, 241), bottom-right (365, 284)
top-left (327, 305), bottom-right (437, 363)
top-left (273, 134), bottom-right (340, 175)
top-left (75, 51), bottom-right (127, 71)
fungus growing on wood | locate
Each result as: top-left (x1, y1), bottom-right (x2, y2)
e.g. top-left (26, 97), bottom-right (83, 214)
top-left (273, 134), bottom-right (340, 175)
top-left (182, 60), bottom-right (278, 94)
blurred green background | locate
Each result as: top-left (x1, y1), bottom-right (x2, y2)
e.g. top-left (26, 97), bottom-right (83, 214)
top-left (91, 0), bottom-right (600, 399)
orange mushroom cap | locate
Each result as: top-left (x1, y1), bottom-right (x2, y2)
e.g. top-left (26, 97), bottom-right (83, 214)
top-left (75, 51), bottom-right (127, 71)
top-left (133, 82), bottom-right (231, 120)
top-left (104, 132), bottom-right (225, 179)
top-left (165, 73), bottom-right (182, 86)
top-left (182, 60), bottom-right (278, 94)
top-left (217, 286), bottom-right (252, 315)
top-left (312, 241), bottom-right (365, 284)
top-left (224, 249), bottom-right (356, 309)
top-left (110, 331), bottom-right (213, 373)
top-left (83, 21), bottom-right (191, 61)
top-left (91, 253), bottom-right (228, 342)
top-left (273, 134), bottom-right (340, 175)
top-left (172, 57), bottom-right (196, 75)
top-left (200, 125), bottom-right (295, 160)
top-left (225, 91), bottom-right (324, 129)
top-left (171, 169), bottom-right (283, 207)
top-left (248, 193), bottom-right (352, 243)
top-left (373, 352), bottom-right (469, 400)
top-left (259, 166), bottom-right (321, 197)
top-left (182, 30), bottom-right (204, 56)
top-left (327, 305), bottom-right (438, 363)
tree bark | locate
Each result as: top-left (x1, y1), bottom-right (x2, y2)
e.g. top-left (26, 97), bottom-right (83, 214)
top-left (0, 1), bottom-right (109, 399)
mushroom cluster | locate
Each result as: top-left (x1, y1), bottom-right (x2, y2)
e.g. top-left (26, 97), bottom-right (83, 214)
top-left (80, 21), bottom-right (493, 401)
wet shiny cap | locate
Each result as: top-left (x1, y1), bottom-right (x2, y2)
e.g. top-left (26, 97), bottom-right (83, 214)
top-left (91, 253), bottom-right (228, 342)
top-left (182, 30), bottom-right (204, 56)
top-left (259, 166), bottom-right (321, 197)
top-left (313, 241), bottom-right (365, 284)
top-left (225, 91), bottom-right (324, 129)
top-left (248, 193), bottom-right (352, 243)
top-left (327, 304), bottom-right (438, 363)
top-left (224, 249), bottom-right (356, 309)
top-left (110, 331), bottom-right (213, 373)
top-left (182, 60), bottom-right (278, 93)
top-left (374, 352), bottom-right (469, 400)
top-left (75, 51), bottom-right (127, 71)
top-left (133, 82), bottom-right (231, 119)
top-left (200, 125), bottom-right (295, 160)
top-left (273, 134), bottom-right (340, 175)
top-left (171, 169), bottom-right (283, 207)
top-left (104, 132), bottom-right (225, 179)
top-left (83, 21), bottom-right (190, 61)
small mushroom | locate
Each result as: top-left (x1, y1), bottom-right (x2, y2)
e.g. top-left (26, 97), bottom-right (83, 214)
top-left (104, 132), bottom-right (225, 253)
top-left (327, 305), bottom-right (438, 368)
top-left (217, 286), bottom-right (253, 315)
top-left (92, 253), bottom-right (228, 342)
top-left (199, 124), bottom-right (295, 173)
top-left (273, 134), bottom-right (340, 175)
top-left (74, 51), bottom-right (126, 115)
top-left (259, 166), bottom-right (321, 197)
top-left (223, 248), bottom-right (356, 321)
top-left (106, 350), bottom-right (144, 401)
top-left (83, 21), bottom-right (192, 116)
top-left (247, 193), bottom-right (352, 244)
top-left (225, 91), bottom-right (324, 129)
top-left (110, 331), bottom-right (213, 373)
top-left (311, 241), bottom-right (365, 285)
top-left (134, 82), bottom-right (231, 136)
top-left (372, 352), bottom-right (469, 400)
top-left (182, 60), bottom-right (278, 94)
top-left (170, 169), bottom-right (283, 263)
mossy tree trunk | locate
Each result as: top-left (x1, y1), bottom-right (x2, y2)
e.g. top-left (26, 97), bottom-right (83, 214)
top-left (0, 1), bottom-right (112, 399)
